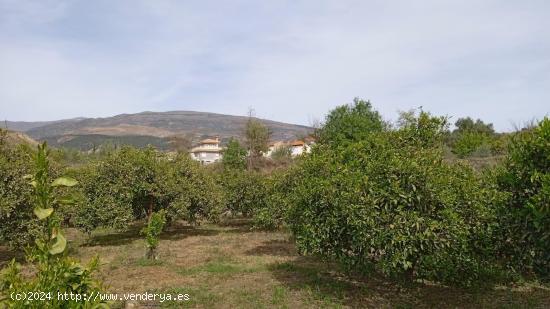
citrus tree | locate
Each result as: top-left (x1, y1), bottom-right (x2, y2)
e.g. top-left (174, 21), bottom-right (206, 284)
top-left (288, 110), bottom-right (506, 286)
top-left (496, 117), bottom-right (550, 278)
top-left (317, 98), bottom-right (385, 146)
top-left (0, 143), bottom-right (105, 308)
top-left (75, 146), bottom-right (222, 234)
top-left (0, 138), bottom-right (37, 247)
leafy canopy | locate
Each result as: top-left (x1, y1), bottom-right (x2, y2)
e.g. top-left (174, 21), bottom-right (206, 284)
top-left (318, 98), bottom-right (385, 146)
top-left (222, 138), bottom-right (247, 170)
top-left (0, 143), bottom-right (105, 308)
top-left (245, 115), bottom-right (270, 158)
top-left (496, 117), bottom-right (550, 278)
top-left (288, 111), bottom-right (506, 286)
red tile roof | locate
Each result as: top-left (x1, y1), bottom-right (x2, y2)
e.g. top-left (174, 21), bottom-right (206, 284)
top-left (200, 138), bottom-right (219, 144)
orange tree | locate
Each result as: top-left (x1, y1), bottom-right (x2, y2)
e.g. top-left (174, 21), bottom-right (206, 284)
top-left (288, 110), bottom-right (507, 286)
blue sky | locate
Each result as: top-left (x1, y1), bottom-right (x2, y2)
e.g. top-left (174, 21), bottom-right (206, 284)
top-left (0, 0), bottom-right (548, 131)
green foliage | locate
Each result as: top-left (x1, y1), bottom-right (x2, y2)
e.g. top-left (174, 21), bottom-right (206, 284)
top-left (164, 154), bottom-right (223, 224)
top-left (496, 117), bottom-right (550, 278)
top-left (245, 116), bottom-right (270, 159)
top-left (454, 117), bottom-right (495, 135)
top-left (75, 146), bottom-right (160, 233)
top-left (141, 210), bottom-right (167, 260)
top-left (0, 143), bottom-right (104, 308)
top-left (318, 98), bottom-right (385, 146)
top-left (253, 168), bottom-right (298, 230)
top-left (75, 146), bottom-right (221, 234)
top-left (43, 134), bottom-right (170, 152)
top-left (0, 134), bottom-right (39, 247)
top-left (288, 112), bottom-right (506, 286)
top-left (452, 131), bottom-right (491, 158)
top-left (219, 170), bottom-right (267, 217)
top-left (222, 138), bottom-right (247, 170)
top-left (489, 134), bottom-right (510, 155)
top-left (448, 117), bottom-right (499, 158)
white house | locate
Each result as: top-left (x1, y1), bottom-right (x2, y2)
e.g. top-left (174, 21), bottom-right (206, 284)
top-left (264, 139), bottom-right (314, 158)
top-left (190, 137), bottom-right (223, 164)
top-left (289, 140), bottom-right (310, 156)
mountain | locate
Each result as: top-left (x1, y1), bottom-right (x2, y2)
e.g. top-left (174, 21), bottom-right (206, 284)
top-left (6, 111), bottom-right (311, 151)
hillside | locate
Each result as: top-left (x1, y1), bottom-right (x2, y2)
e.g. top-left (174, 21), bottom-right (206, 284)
top-left (0, 129), bottom-right (39, 147)
top-left (6, 111), bottom-right (311, 151)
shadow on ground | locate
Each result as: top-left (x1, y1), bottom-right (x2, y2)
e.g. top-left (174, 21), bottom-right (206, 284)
top-left (0, 247), bottom-right (24, 267)
top-left (245, 239), bottom-right (296, 257)
top-left (82, 222), bottom-right (220, 246)
top-left (160, 224), bottom-right (220, 240)
top-left (267, 256), bottom-right (550, 308)
top-left (217, 217), bottom-right (256, 234)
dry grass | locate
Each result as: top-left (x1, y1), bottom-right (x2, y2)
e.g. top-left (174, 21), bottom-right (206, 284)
top-left (2, 218), bottom-right (549, 308)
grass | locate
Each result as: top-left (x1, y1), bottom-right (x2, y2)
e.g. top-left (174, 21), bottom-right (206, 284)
top-left (2, 218), bottom-right (548, 308)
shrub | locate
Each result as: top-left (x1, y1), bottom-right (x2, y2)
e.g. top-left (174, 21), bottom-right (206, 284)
top-left (489, 134), bottom-right (509, 155)
top-left (496, 117), bottom-right (550, 278)
top-left (141, 210), bottom-right (167, 260)
top-left (222, 138), bottom-right (247, 171)
top-left (318, 98), bottom-right (385, 146)
top-left (288, 112), bottom-right (506, 286)
top-left (75, 147), bottom-right (222, 234)
top-left (0, 143), bottom-right (105, 308)
top-left (452, 131), bottom-right (490, 158)
top-left (219, 170), bottom-right (267, 217)
top-left (253, 168), bottom-right (298, 229)
top-left (0, 137), bottom-right (38, 247)
top-left (165, 154), bottom-right (223, 224)
top-left (75, 146), bottom-right (159, 233)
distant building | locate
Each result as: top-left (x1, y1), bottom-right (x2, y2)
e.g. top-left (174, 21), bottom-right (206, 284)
top-left (264, 138), bottom-right (314, 158)
top-left (289, 140), bottom-right (310, 156)
top-left (190, 137), bottom-right (223, 164)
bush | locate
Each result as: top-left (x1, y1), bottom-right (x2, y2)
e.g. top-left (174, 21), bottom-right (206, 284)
top-left (75, 146), bottom-right (159, 233)
top-left (222, 138), bottom-right (247, 171)
top-left (164, 154), bottom-right (223, 224)
top-left (0, 143), bottom-right (105, 308)
top-left (318, 98), bottom-right (385, 146)
top-left (75, 147), bottom-right (222, 234)
top-left (489, 134), bottom-right (509, 155)
top-left (141, 210), bottom-right (167, 260)
top-left (219, 170), bottom-right (267, 217)
top-left (0, 140), bottom-right (38, 247)
top-left (496, 117), bottom-right (550, 278)
top-left (452, 131), bottom-right (490, 158)
top-left (253, 168), bottom-right (299, 230)
top-left (288, 112), bottom-right (506, 286)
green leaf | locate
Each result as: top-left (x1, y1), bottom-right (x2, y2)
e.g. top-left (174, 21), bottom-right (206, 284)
top-left (33, 207), bottom-right (54, 220)
top-left (52, 177), bottom-right (78, 187)
top-left (57, 197), bottom-right (76, 205)
top-left (49, 232), bottom-right (67, 255)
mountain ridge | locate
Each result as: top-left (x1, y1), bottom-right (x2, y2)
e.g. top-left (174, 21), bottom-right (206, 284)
top-left (5, 111), bottom-right (312, 151)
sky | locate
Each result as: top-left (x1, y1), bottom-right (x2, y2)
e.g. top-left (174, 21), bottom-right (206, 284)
top-left (0, 0), bottom-right (548, 131)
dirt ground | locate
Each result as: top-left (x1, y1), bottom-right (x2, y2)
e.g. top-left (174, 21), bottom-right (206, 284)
top-left (2, 219), bottom-right (549, 308)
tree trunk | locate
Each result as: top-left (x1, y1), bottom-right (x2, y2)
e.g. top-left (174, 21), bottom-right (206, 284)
top-left (147, 196), bottom-right (154, 220)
